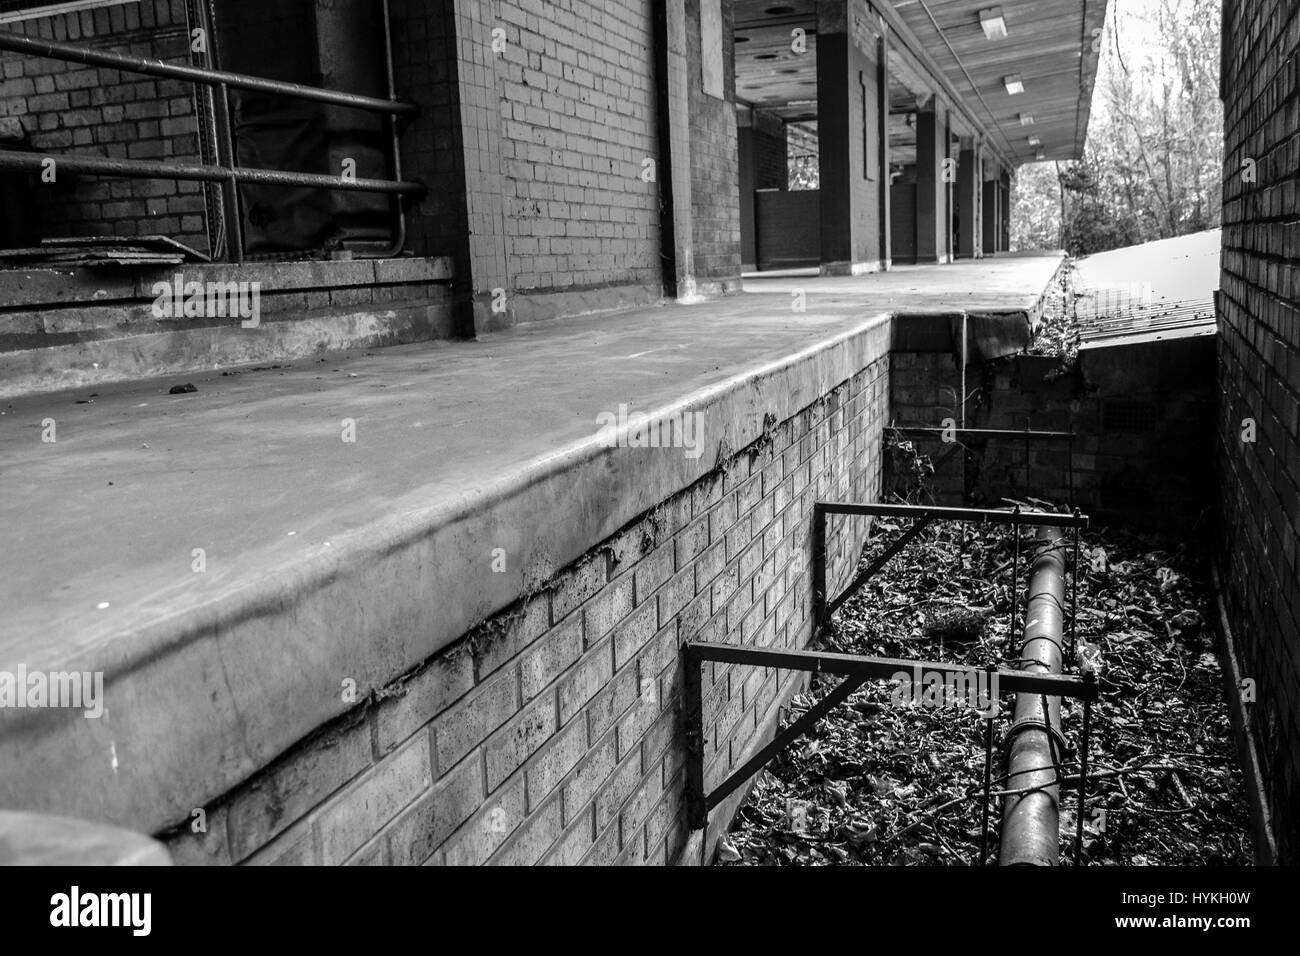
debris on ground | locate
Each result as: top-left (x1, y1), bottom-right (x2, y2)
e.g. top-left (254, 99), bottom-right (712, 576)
top-left (720, 513), bottom-right (1251, 866)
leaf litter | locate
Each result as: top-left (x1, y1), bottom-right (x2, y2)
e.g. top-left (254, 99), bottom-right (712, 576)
top-left (718, 512), bottom-right (1252, 866)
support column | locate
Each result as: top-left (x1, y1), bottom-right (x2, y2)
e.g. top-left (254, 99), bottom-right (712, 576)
top-left (446, 0), bottom-right (512, 333)
top-left (878, 32), bottom-right (891, 270)
top-left (915, 107), bottom-right (949, 263)
top-left (652, 0), bottom-right (699, 301)
top-left (738, 108), bottom-right (756, 273)
top-left (957, 140), bottom-right (981, 259)
top-left (816, 0), bottom-right (885, 275)
top-left (1001, 169), bottom-right (1012, 252)
top-left (982, 162), bottom-right (1001, 254)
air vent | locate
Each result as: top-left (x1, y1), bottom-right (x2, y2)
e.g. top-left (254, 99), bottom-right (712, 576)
top-left (1102, 400), bottom-right (1158, 434)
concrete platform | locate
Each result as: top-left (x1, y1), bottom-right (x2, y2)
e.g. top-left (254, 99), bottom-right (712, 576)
top-left (1073, 230), bottom-right (1220, 347)
top-left (0, 252), bottom-right (1064, 832)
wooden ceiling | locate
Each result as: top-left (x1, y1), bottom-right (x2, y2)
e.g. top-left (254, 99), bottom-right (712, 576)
top-left (734, 0), bottom-right (820, 121)
top-left (890, 0), bottom-right (1108, 165)
top-left (734, 0), bottom-right (1108, 167)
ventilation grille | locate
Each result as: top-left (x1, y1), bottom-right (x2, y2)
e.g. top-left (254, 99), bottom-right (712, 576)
top-left (1102, 400), bottom-right (1158, 434)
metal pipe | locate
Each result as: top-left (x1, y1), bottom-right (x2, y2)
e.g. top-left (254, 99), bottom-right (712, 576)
top-left (0, 29), bottom-right (417, 117)
top-left (999, 525), bottom-right (1067, 866)
top-left (888, 426), bottom-right (1074, 441)
top-left (0, 150), bottom-right (424, 195)
top-left (214, 83), bottom-right (244, 262)
top-left (377, 0), bottom-right (408, 258)
top-left (818, 502), bottom-right (1088, 528)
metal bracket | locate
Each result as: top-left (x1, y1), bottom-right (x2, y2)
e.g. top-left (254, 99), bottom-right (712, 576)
top-left (682, 641), bottom-right (1098, 864)
top-left (813, 501), bottom-right (1089, 631)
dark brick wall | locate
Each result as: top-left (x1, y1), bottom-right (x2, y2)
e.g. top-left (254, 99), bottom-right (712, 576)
top-left (1218, 0), bottom-right (1300, 863)
top-left (752, 113), bottom-right (785, 190)
top-left (755, 188), bottom-right (819, 270)
top-left (391, 0), bottom-right (464, 263)
top-left (888, 345), bottom-right (1216, 532)
top-left (0, 0), bottom-right (208, 253)
top-left (390, 0), bottom-right (473, 331)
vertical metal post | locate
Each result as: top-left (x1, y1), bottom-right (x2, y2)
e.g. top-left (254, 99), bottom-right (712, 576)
top-left (1022, 416), bottom-right (1031, 500)
top-left (1075, 681), bottom-right (1094, 865)
top-left (213, 81), bottom-right (244, 263)
top-left (980, 671), bottom-right (994, 865)
top-left (1067, 433), bottom-right (1075, 509)
top-left (812, 503), bottom-right (827, 631)
top-left (684, 647), bottom-right (706, 830)
top-left (1008, 505), bottom-right (1021, 646)
top-left (960, 312), bottom-right (969, 429)
top-left (1070, 509), bottom-right (1081, 663)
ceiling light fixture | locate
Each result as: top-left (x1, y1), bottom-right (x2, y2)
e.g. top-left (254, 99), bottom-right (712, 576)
top-left (979, 7), bottom-right (1007, 40)
top-left (1003, 74), bottom-right (1025, 95)
top-left (1019, 112), bottom-right (1035, 126)
top-left (1028, 135), bottom-right (1042, 146)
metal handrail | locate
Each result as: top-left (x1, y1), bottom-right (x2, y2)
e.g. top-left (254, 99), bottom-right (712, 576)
top-left (0, 150), bottom-right (424, 194)
top-left (0, 30), bottom-right (417, 117)
top-left (0, 12), bottom-right (422, 263)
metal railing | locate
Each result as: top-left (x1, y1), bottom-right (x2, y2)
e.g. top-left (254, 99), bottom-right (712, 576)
top-left (0, 0), bottom-right (423, 263)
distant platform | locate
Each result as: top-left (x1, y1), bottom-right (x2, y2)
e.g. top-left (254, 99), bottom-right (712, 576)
top-left (1074, 230), bottom-right (1220, 349)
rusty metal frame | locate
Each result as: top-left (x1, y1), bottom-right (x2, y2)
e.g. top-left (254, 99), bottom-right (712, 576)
top-left (691, 501), bottom-right (1097, 864)
top-left (812, 501), bottom-right (1089, 630)
top-left (682, 641), bottom-right (1098, 864)
top-left (887, 424), bottom-right (1079, 505)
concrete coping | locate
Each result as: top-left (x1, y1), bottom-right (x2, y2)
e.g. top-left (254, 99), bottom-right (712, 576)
top-left (0, 255), bottom-right (454, 310)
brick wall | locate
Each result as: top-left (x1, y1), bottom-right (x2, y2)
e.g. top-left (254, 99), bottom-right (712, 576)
top-left (887, 346), bottom-right (1215, 531)
top-left (1218, 0), bottom-right (1300, 863)
top-left (164, 357), bottom-right (889, 865)
top-left (500, 0), bottom-right (659, 293)
top-left (0, 0), bottom-right (208, 253)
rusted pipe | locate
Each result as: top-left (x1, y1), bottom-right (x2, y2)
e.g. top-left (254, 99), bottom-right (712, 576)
top-left (0, 150), bottom-right (424, 195)
top-left (0, 30), bottom-right (418, 118)
top-left (999, 525), bottom-right (1067, 865)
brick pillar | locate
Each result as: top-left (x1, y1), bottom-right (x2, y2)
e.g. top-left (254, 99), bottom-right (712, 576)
top-left (815, 0), bottom-right (885, 275)
top-left (737, 111), bottom-right (756, 273)
top-left (449, 0), bottom-right (510, 332)
top-left (957, 141), bottom-right (982, 258)
top-left (653, 0), bottom-right (699, 301)
top-left (915, 108), bottom-right (949, 263)
top-left (982, 162), bottom-right (1001, 254)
